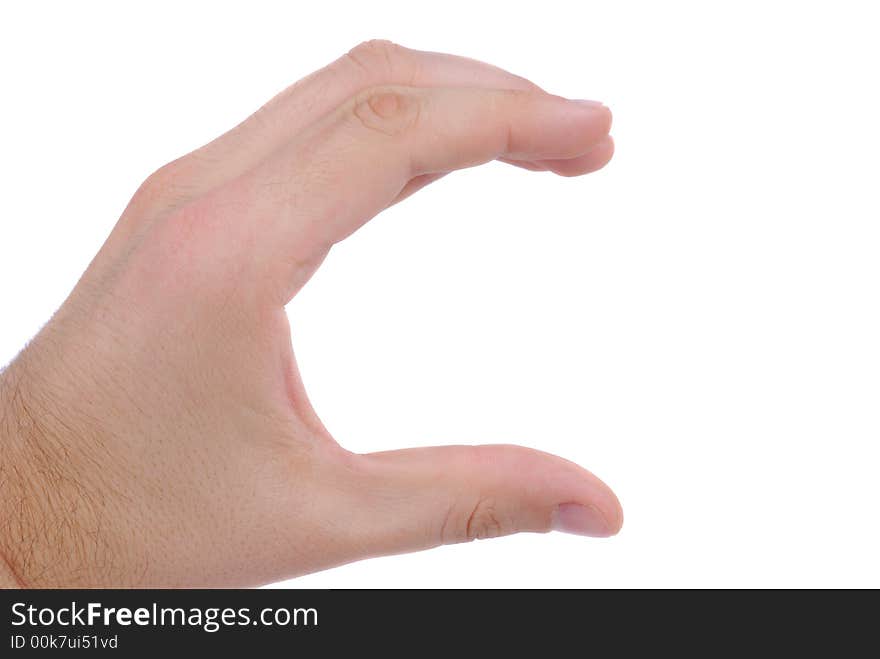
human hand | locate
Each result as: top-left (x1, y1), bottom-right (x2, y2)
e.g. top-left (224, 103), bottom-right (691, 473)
top-left (0, 41), bottom-right (621, 588)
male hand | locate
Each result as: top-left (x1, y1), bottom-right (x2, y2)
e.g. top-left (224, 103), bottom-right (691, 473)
top-left (0, 41), bottom-right (621, 587)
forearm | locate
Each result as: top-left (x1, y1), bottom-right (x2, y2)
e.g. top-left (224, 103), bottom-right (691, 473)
top-left (0, 552), bottom-right (22, 587)
top-left (0, 349), bottom-right (156, 589)
top-left (0, 362), bottom-right (29, 588)
top-left (0, 356), bottom-right (107, 589)
top-left (0, 358), bottom-right (54, 589)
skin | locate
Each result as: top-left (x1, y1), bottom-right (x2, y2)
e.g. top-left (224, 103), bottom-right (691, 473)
top-left (0, 41), bottom-right (621, 588)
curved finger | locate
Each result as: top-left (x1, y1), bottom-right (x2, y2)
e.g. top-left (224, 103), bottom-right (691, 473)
top-left (122, 41), bottom-right (543, 226)
top-left (236, 86), bottom-right (611, 300)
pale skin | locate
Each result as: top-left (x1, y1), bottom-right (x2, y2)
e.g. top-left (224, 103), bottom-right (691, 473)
top-left (0, 41), bottom-right (621, 588)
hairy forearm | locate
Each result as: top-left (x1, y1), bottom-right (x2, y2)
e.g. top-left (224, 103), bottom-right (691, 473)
top-left (0, 355), bottom-right (131, 588)
top-left (0, 358), bottom-right (68, 589)
top-left (0, 361), bottom-right (31, 588)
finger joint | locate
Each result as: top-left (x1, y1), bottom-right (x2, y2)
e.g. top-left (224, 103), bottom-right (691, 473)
top-left (442, 497), bottom-right (509, 544)
top-left (352, 87), bottom-right (421, 137)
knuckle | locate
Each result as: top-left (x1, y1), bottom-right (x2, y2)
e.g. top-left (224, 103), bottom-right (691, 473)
top-left (466, 498), bottom-right (506, 541)
top-left (351, 86), bottom-right (421, 137)
top-left (346, 39), bottom-right (404, 77)
top-left (444, 497), bottom-right (508, 544)
top-left (132, 163), bottom-right (177, 207)
top-left (127, 160), bottom-right (194, 220)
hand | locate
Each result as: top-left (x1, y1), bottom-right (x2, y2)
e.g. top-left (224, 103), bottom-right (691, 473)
top-left (0, 41), bottom-right (621, 588)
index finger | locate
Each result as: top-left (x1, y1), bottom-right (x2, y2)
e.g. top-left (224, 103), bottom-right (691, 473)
top-left (236, 85), bottom-right (612, 302)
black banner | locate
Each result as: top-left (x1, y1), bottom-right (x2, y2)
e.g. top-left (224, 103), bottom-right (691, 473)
top-left (1, 589), bottom-right (874, 652)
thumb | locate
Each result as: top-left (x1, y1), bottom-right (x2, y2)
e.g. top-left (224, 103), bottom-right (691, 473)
top-left (343, 444), bottom-right (623, 557)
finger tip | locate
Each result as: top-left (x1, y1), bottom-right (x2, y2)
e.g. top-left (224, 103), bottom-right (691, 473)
top-left (552, 501), bottom-right (621, 538)
top-left (541, 134), bottom-right (615, 177)
top-left (587, 134), bottom-right (615, 173)
top-left (550, 465), bottom-right (624, 538)
top-left (604, 491), bottom-right (624, 536)
top-left (595, 482), bottom-right (625, 537)
top-left (573, 100), bottom-right (613, 136)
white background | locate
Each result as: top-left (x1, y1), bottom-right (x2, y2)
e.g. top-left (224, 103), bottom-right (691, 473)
top-left (1, 1), bottom-right (878, 588)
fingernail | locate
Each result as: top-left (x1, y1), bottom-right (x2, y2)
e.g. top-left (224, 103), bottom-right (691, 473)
top-left (572, 99), bottom-right (604, 108)
top-left (552, 503), bottom-right (612, 537)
